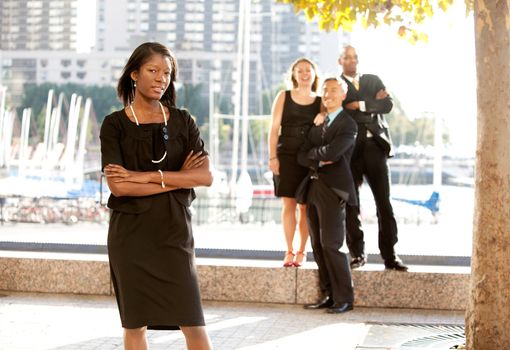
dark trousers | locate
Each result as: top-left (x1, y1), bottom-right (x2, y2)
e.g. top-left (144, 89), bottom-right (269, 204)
top-left (346, 138), bottom-right (398, 261)
top-left (307, 179), bottom-right (353, 303)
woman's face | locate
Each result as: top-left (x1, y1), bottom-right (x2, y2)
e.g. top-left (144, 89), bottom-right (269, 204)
top-left (131, 53), bottom-right (172, 101)
top-left (293, 61), bottom-right (315, 88)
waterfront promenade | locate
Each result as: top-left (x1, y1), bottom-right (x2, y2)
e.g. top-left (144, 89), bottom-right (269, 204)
top-left (0, 291), bottom-right (464, 350)
top-left (0, 187), bottom-right (472, 349)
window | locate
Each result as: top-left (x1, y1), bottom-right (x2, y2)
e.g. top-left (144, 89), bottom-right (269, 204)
top-left (186, 13), bottom-right (204, 21)
top-left (49, 42), bottom-right (64, 49)
top-left (28, 9), bottom-right (43, 16)
top-left (212, 33), bottom-right (235, 42)
top-left (157, 23), bottom-right (176, 31)
top-left (27, 1), bottom-right (43, 8)
top-left (186, 3), bottom-right (204, 12)
top-left (212, 43), bottom-right (235, 52)
top-left (158, 3), bottom-right (176, 11)
top-left (13, 59), bottom-right (36, 68)
top-left (49, 9), bottom-right (62, 16)
top-left (185, 23), bottom-right (204, 32)
top-left (49, 17), bottom-right (64, 25)
top-left (27, 17), bottom-right (41, 25)
top-left (49, 1), bottom-right (65, 8)
top-left (213, 23), bottom-right (236, 32)
top-left (2, 58), bottom-right (12, 68)
top-left (184, 32), bottom-right (204, 42)
top-left (49, 25), bottom-right (63, 33)
top-left (158, 13), bottom-right (176, 21)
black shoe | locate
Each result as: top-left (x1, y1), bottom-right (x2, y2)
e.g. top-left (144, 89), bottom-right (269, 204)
top-left (303, 296), bottom-right (334, 310)
top-left (350, 256), bottom-right (366, 269)
top-left (326, 302), bottom-right (353, 314)
top-left (384, 258), bottom-right (408, 271)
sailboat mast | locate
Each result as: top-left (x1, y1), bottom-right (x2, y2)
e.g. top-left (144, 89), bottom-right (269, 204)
top-left (240, 0), bottom-right (251, 174)
top-left (230, 0), bottom-right (246, 194)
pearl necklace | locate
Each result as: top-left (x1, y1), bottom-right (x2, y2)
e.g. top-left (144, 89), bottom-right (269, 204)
top-left (129, 101), bottom-right (168, 164)
top-left (129, 101), bottom-right (167, 127)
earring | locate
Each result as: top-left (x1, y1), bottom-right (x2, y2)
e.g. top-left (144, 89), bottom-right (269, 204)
top-left (133, 80), bottom-right (137, 88)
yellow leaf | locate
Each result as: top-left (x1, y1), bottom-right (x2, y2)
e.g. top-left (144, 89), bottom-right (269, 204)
top-left (423, 4), bottom-right (433, 17)
top-left (276, 0), bottom-right (474, 44)
top-left (361, 16), bottom-right (368, 29)
top-left (318, 19), bottom-right (326, 31)
top-left (305, 6), bottom-right (316, 20)
top-left (383, 11), bottom-right (393, 25)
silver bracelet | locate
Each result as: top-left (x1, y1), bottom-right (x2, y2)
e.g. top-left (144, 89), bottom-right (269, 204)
top-left (157, 169), bottom-right (165, 188)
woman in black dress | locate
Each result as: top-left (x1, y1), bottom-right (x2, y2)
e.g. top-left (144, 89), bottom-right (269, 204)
top-left (101, 42), bottom-right (213, 349)
top-left (268, 58), bottom-right (323, 267)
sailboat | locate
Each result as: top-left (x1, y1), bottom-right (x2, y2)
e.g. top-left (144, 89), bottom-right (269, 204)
top-left (206, 0), bottom-right (274, 217)
top-left (0, 87), bottom-right (98, 199)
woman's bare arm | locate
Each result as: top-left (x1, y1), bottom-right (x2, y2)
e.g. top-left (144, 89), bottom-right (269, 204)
top-left (159, 156), bottom-right (213, 188)
top-left (105, 178), bottom-right (176, 197)
top-left (268, 91), bottom-right (285, 175)
top-left (104, 150), bottom-right (208, 197)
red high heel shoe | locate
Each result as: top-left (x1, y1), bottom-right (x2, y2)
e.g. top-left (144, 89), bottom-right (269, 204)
top-left (293, 251), bottom-right (306, 267)
top-left (283, 251), bottom-right (295, 267)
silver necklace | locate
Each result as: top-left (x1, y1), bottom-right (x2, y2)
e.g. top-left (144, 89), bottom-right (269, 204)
top-left (129, 101), bottom-right (168, 164)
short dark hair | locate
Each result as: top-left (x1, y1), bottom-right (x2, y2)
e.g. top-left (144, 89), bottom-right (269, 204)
top-left (117, 42), bottom-right (178, 109)
top-left (339, 45), bottom-right (356, 59)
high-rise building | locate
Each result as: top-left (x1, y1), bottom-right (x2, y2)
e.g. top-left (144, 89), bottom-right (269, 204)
top-left (0, 0), bottom-right (78, 51)
top-left (1, 0), bottom-right (348, 111)
top-left (0, 0), bottom-right (82, 105)
top-left (96, 0), bottom-right (348, 113)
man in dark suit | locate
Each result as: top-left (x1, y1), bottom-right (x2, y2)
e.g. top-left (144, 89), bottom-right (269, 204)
top-left (339, 45), bottom-right (408, 271)
top-left (298, 77), bottom-right (358, 314)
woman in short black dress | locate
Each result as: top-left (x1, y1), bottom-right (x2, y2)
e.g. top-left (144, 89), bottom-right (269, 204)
top-left (101, 42), bottom-right (213, 349)
top-left (268, 58), bottom-right (323, 267)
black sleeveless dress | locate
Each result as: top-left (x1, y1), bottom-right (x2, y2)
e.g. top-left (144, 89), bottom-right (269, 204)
top-left (274, 91), bottom-right (321, 197)
top-left (100, 108), bottom-right (206, 330)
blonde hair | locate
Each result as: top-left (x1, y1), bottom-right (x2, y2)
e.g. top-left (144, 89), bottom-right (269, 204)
top-left (288, 57), bottom-right (319, 92)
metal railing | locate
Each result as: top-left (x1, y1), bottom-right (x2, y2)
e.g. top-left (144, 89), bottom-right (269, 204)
top-left (192, 196), bottom-right (281, 225)
top-left (0, 196), bottom-right (109, 225)
top-left (0, 194), bottom-right (282, 226)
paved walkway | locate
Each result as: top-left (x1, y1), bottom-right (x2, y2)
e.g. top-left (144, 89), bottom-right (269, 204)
top-left (0, 291), bottom-right (464, 350)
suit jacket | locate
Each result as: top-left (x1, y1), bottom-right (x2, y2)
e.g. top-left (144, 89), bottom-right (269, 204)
top-left (297, 110), bottom-right (358, 206)
top-left (341, 73), bottom-right (394, 157)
